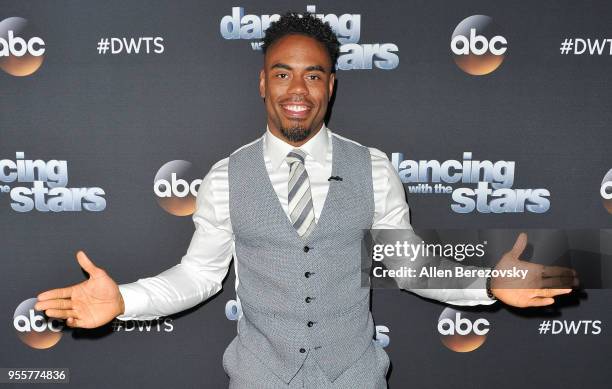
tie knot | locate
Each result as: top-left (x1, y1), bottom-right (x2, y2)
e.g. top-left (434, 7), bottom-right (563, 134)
top-left (286, 149), bottom-right (306, 166)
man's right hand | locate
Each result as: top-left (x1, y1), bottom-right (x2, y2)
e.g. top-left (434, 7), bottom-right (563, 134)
top-left (35, 251), bottom-right (125, 329)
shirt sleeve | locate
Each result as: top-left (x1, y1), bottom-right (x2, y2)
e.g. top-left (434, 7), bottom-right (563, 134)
top-left (369, 147), bottom-right (495, 306)
top-left (116, 158), bottom-right (234, 320)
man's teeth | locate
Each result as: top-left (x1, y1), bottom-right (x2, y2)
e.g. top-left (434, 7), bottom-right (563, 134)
top-left (285, 105), bottom-right (309, 112)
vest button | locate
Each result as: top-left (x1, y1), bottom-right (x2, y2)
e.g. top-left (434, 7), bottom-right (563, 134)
top-left (305, 297), bottom-right (312, 303)
top-left (299, 348), bottom-right (306, 353)
top-left (304, 272), bottom-right (311, 278)
top-left (307, 321), bottom-right (314, 327)
top-left (303, 246), bottom-right (310, 252)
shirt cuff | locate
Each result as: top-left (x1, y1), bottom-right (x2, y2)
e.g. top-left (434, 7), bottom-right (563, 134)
top-left (464, 275), bottom-right (497, 304)
top-left (116, 283), bottom-right (160, 321)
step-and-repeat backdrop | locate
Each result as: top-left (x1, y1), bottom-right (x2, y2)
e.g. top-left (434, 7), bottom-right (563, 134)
top-left (2, 1), bottom-right (611, 388)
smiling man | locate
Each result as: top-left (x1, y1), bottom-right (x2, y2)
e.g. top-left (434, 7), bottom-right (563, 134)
top-left (35, 12), bottom-right (576, 389)
top-left (261, 32), bottom-right (333, 144)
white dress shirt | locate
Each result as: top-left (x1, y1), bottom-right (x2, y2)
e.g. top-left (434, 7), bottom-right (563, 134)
top-left (117, 125), bottom-right (494, 321)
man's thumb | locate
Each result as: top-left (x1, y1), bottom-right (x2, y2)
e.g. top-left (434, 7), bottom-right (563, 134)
top-left (509, 232), bottom-right (528, 258)
top-left (76, 250), bottom-right (98, 274)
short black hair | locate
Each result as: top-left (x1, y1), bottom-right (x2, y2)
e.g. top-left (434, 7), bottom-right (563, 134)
top-left (261, 12), bottom-right (340, 71)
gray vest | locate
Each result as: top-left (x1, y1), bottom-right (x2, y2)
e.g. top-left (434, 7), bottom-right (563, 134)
top-left (228, 134), bottom-right (375, 384)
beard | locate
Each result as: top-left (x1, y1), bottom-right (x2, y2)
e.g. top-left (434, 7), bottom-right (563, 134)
top-left (280, 124), bottom-right (312, 142)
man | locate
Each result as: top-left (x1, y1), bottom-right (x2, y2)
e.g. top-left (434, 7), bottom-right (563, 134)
top-left (35, 13), bottom-right (576, 388)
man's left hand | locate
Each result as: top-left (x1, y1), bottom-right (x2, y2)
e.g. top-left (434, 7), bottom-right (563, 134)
top-left (490, 232), bottom-right (579, 307)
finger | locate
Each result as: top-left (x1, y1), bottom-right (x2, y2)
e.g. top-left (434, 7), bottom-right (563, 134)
top-left (71, 317), bottom-right (88, 328)
top-left (540, 276), bottom-right (576, 289)
top-left (528, 297), bottom-right (555, 307)
top-left (44, 309), bottom-right (78, 319)
top-left (67, 316), bottom-right (92, 329)
top-left (34, 299), bottom-right (73, 311)
top-left (65, 316), bottom-right (88, 328)
top-left (541, 266), bottom-right (577, 278)
top-left (76, 250), bottom-right (101, 276)
top-left (509, 232), bottom-right (528, 258)
top-left (37, 287), bottom-right (73, 301)
top-left (533, 288), bottom-right (572, 298)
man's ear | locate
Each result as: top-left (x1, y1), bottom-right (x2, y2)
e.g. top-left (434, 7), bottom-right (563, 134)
top-left (259, 69), bottom-right (266, 99)
top-left (328, 72), bottom-right (335, 101)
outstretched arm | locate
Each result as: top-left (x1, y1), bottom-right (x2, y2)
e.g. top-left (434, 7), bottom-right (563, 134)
top-left (116, 159), bottom-right (234, 320)
top-left (371, 148), bottom-right (494, 305)
top-left (36, 158), bottom-right (234, 327)
top-left (371, 149), bottom-right (576, 307)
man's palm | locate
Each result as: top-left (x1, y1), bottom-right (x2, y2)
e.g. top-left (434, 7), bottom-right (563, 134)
top-left (35, 251), bottom-right (124, 329)
top-left (491, 233), bottom-right (577, 307)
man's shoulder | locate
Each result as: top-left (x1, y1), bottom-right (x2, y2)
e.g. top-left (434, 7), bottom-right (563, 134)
top-left (207, 137), bottom-right (262, 176)
top-left (331, 131), bottom-right (390, 163)
top-left (230, 137), bottom-right (262, 156)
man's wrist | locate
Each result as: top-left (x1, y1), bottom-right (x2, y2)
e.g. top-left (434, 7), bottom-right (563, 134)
top-left (486, 273), bottom-right (497, 300)
top-left (118, 292), bottom-right (126, 316)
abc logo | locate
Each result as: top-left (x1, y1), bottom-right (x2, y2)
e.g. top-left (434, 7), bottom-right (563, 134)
top-left (154, 160), bottom-right (203, 216)
top-left (451, 15), bottom-right (507, 75)
top-left (0, 17), bottom-right (45, 76)
top-left (601, 168), bottom-right (612, 214)
top-left (437, 308), bottom-right (490, 352)
top-left (13, 298), bottom-right (64, 349)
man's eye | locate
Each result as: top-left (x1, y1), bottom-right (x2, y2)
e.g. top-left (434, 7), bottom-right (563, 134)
top-left (275, 73), bottom-right (288, 79)
top-left (307, 74), bottom-right (321, 80)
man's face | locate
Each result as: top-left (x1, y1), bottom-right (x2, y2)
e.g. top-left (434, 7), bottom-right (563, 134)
top-left (259, 34), bottom-right (335, 144)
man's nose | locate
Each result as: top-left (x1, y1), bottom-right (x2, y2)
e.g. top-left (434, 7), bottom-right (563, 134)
top-left (287, 75), bottom-right (308, 96)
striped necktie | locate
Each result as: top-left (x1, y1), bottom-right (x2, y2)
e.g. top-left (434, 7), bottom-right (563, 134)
top-left (286, 149), bottom-right (316, 237)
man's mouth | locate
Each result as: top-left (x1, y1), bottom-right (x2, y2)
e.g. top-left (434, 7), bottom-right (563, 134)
top-left (280, 103), bottom-right (312, 118)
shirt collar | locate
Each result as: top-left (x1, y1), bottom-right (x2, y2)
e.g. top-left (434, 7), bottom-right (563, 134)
top-left (264, 123), bottom-right (330, 170)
